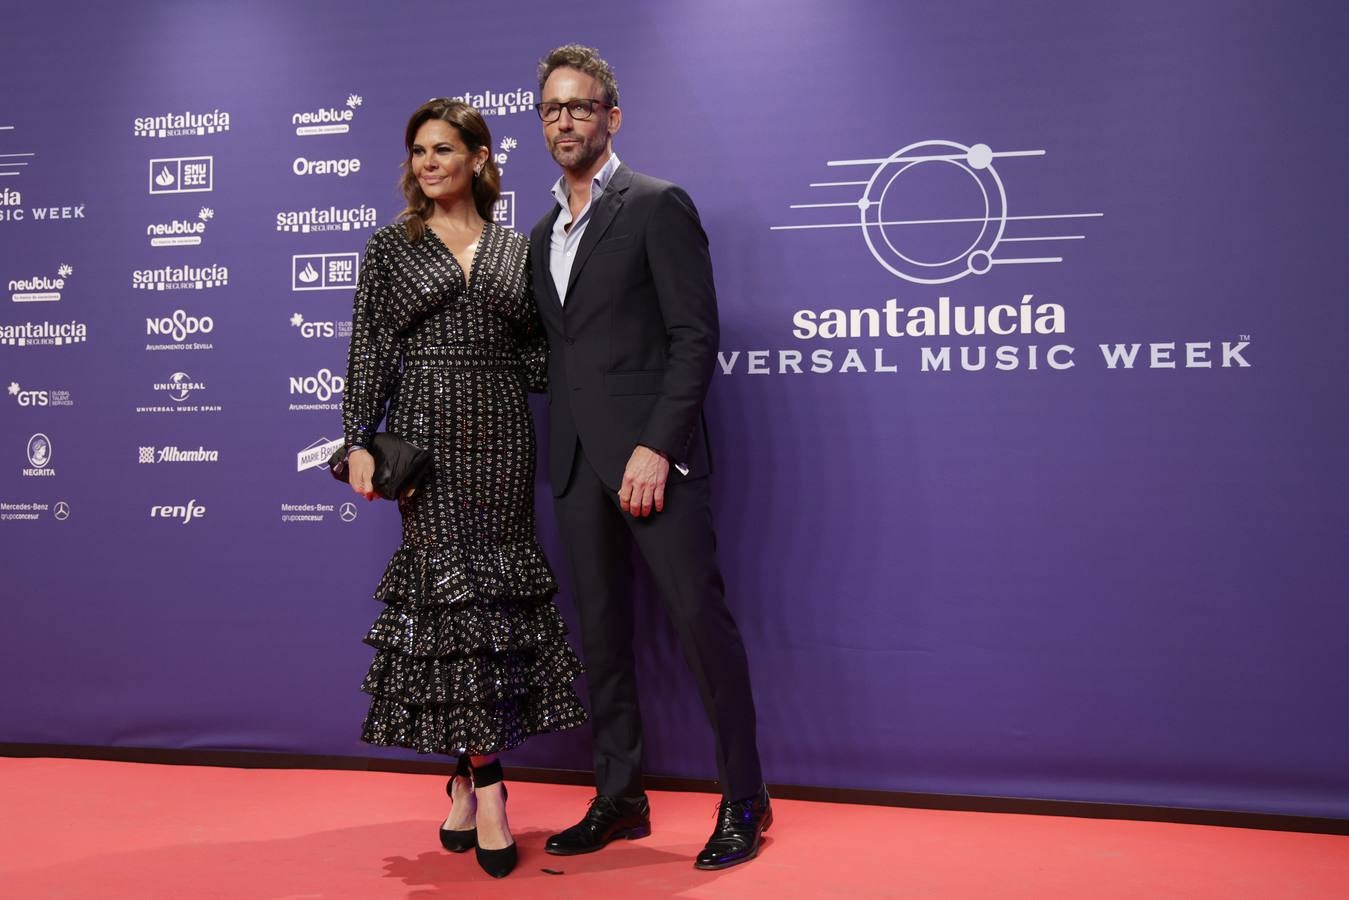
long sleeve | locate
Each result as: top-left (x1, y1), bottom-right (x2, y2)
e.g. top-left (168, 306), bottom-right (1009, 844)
top-left (512, 266), bottom-right (549, 394)
top-left (342, 232), bottom-right (401, 449)
top-left (638, 185), bottom-right (720, 460)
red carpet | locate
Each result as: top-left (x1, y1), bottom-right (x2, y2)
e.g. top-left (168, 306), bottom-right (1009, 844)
top-left (0, 758), bottom-right (1345, 897)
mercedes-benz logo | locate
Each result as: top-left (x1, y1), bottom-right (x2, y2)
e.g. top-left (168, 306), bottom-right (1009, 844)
top-left (53, 501), bottom-right (70, 521)
top-left (339, 502), bottom-right (357, 523)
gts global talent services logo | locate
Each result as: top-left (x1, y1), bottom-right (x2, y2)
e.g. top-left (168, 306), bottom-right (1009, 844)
top-left (276, 203), bottom-right (377, 234)
top-left (289, 312), bottom-right (352, 340)
top-left (8, 381), bottom-right (74, 407)
top-left (133, 108), bottom-right (231, 139)
top-left (9, 264), bottom-right (72, 303)
top-left (148, 207), bottom-right (213, 247)
top-left (293, 94), bottom-right (362, 136)
top-left (149, 156), bottom-right (213, 195)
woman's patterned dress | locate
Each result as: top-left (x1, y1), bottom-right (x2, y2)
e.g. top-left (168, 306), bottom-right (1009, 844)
top-left (342, 220), bottom-right (587, 756)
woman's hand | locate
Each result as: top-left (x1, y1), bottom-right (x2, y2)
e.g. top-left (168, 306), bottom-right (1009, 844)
top-left (347, 448), bottom-right (378, 501)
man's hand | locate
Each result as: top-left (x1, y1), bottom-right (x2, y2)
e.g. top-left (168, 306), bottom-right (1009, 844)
top-left (619, 445), bottom-right (669, 517)
top-left (347, 448), bottom-right (379, 501)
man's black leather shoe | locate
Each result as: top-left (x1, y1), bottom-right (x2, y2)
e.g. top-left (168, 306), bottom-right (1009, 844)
top-left (545, 794), bottom-right (652, 855)
top-left (694, 786), bottom-right (772, 870)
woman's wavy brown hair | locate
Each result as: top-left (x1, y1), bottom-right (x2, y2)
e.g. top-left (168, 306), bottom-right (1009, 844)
top-left (397, 98), bottom-right (500, 242)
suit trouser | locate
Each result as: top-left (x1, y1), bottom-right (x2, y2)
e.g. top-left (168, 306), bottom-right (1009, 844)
top-left (554, 440), bottom-right (763, 801)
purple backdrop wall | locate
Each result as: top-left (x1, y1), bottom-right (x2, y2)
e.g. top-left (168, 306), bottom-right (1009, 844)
top-left (3, 0), bottom-right (1346, 818)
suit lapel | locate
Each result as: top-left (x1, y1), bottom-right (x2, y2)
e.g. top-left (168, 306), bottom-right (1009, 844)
top-left (531, 209), bottom-right (564, 330)
top-left (565, 164), bottom-right (633, 299)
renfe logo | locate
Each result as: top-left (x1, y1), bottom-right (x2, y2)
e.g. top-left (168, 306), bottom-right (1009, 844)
top-left (150, 500), bottom-right (206, 523)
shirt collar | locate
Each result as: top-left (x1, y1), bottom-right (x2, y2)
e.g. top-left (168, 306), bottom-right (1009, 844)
top-left (550, 152), bottom-right (622, 209)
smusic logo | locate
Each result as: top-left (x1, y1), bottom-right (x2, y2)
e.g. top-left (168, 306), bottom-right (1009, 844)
top-left (133, 109), bottom-right (231, 138)
top-left (292, 253), bottom-right (359, 291)
top-left (149, 157), bottom-right (213, 195)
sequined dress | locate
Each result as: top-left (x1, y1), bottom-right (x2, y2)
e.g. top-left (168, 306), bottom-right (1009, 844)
top-left (342, 221), bottom-right (587, 756)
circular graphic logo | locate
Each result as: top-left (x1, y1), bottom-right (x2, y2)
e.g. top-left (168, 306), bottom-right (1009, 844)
top-left (27, 433), bottom-right (52, 468)
top-left (860, 141), bottom-right (1006, 284)
top-left (339, 502), bottom-right (357, 523)
top-left (53, 500), bottom-right (70, 521)
top-left (169, 372), bottom-right (193, 402)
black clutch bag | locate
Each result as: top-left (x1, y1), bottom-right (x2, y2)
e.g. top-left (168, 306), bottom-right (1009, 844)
top-left (328, 433), bottom-right (433, 500)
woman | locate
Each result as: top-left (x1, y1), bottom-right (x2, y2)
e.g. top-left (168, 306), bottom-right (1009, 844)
top-left (340, 97), bottom-right (587, 879)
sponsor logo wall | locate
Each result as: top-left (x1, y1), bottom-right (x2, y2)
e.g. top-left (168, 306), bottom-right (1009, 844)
top-left (3, 3), bottom-right (1343, 824)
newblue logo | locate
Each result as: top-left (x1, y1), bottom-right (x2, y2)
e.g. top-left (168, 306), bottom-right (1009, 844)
top-left (293, 94), bottom-right (362, 136)
top-left (149, 157), bottom-right (213, 195)
top-left (9, 264), bottom-right (71, 302)
top-left (148, 207), bottom-right (213, 247)
top-left (292, 253), bottom-right (359, 291)
top-left (134, 109), bottom-right (230, 138)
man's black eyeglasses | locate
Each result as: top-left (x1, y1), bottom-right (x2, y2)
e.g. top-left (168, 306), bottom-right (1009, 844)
top-left (535, 98), bottom-right (610, 123)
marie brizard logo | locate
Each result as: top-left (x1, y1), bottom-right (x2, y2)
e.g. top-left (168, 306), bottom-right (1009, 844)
top-left (773, 140), bottom-right (1101, 284)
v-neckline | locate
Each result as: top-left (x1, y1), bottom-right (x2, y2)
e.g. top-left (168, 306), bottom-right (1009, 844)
top-left (427, 221), bottom-right (488, 290)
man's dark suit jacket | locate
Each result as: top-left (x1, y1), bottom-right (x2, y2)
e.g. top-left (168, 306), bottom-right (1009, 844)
top-left (529, 163), bottom-right (718, 495)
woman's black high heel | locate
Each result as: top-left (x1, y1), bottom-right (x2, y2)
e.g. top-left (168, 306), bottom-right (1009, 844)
top-left (470, 759), bottom-right (516, 878)
top-left (439, 755), bottom-right (477, 853)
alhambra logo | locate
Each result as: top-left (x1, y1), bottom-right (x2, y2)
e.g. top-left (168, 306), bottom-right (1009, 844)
top-left (133, 109), bottom-right (231, 138)
top-left (773, 139), bottom-right (1101, 284)
top-left (453, 87), bottom-right (536, 117)
top-left (293, 94), bottom-right (362, 136)
top-left (139, 445), bottom-right (220, 464)
top-left (9, 264), bottom-right (71, 302)
top-left (149, 157), bottom-right (213, 195)
top-left (148, 207), bottom-right (213, 247)
top-left (276, 204), bottom-right (378, 234)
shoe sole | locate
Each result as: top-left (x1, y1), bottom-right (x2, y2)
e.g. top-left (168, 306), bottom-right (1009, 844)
top-left (545, 824), bottom-right (652, 856)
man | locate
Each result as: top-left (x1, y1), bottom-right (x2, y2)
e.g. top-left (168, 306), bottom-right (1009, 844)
top-left (528, 44), bottom-right (770, 871)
